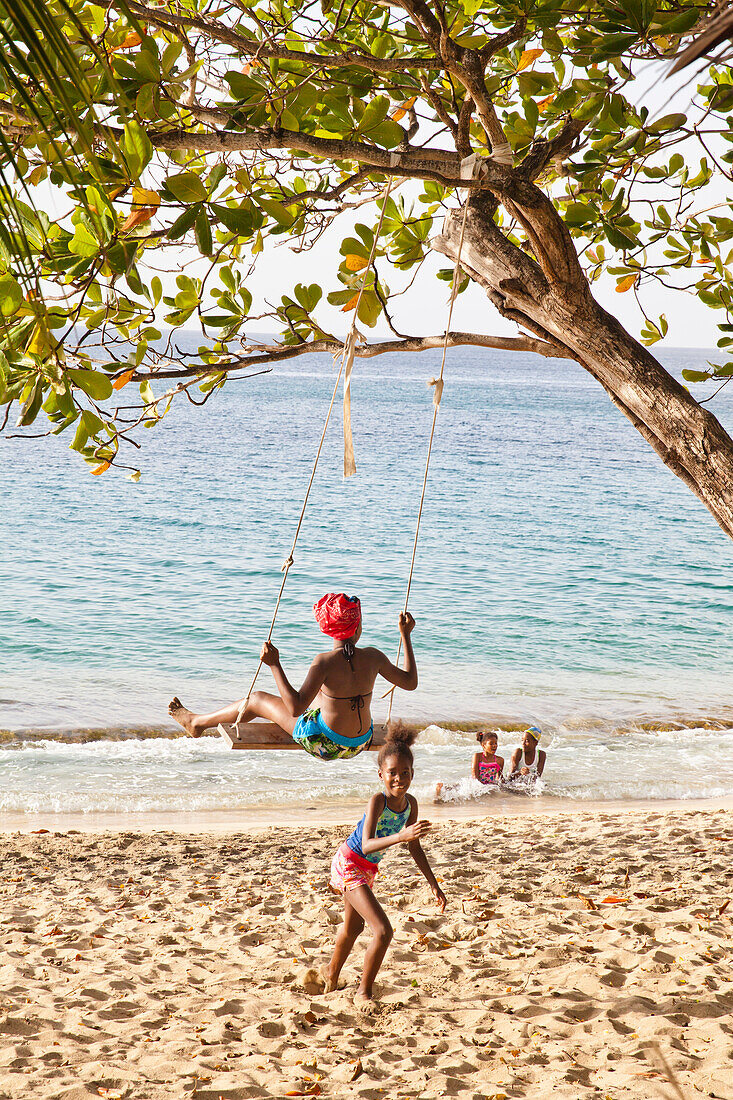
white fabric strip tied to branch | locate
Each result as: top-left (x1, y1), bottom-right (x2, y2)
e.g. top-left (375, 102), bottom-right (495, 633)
top-left (490, 141), bottom-right (513, 166)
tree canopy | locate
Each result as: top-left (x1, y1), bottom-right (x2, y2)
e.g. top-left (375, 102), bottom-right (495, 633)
top-left (2, 0), bottom-right (733, 531)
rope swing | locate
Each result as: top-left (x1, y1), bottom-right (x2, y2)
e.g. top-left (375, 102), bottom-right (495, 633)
top-left (234, 175), bottom-right (395, 726)
top-left (233, 155), bottom-right (476, 735)
top-left (384, 197), bottom-right (471, 723)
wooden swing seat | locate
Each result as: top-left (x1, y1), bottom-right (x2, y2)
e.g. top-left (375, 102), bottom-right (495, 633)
top-left (219, 720), bottom-right (389, 750)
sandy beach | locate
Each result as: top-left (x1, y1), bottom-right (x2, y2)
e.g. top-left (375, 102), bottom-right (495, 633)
top-left (1, 805), bottom-right (731, 1100)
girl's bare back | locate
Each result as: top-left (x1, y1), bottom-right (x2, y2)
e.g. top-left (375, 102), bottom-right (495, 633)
top-left (317, 646), bottom-right (384, 736)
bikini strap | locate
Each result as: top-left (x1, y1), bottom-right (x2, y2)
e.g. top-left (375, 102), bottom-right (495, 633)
top-left (320, 688), bottom-right (373, 700)
top-left (319, 687), bottom-right (371, 734)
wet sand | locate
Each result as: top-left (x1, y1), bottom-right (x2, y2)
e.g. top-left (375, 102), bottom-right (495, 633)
top-left (0, 805), bottom-right (731, 1099)
top-left (1, 793), bottom-right (732, 834)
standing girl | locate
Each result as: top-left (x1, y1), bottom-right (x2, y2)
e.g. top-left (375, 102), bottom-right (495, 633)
top-left (325, 726), bottom-right (447, 1005)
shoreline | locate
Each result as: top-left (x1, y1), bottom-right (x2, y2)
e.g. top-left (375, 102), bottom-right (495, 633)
top-left (3, 793), bottom-right (733, 833)
top-left (3, 706), bottom-right (733, 743)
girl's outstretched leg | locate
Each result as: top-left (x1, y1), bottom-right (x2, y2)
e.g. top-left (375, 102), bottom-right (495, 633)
top-left (168, 691), bottom-right (297, 737)
top-left (325, 893), bottom-right (365, 991)
top-left (346, 885), bottom-right (393, 1002)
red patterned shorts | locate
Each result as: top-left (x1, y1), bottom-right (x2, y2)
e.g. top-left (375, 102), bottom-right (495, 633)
top-left (329, 843), bottom-right (378, 894)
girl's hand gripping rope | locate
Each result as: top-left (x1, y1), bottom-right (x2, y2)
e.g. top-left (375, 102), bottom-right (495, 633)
top-left (399, 611), bottom-right (415, 636)
top-left (260, 641), bottom-right (280, 666)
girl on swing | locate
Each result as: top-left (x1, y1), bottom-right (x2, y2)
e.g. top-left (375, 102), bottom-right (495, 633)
top-left (168, 593), bottom-right (417, 760)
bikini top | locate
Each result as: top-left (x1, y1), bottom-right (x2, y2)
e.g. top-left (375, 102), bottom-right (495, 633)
top-left (320, 688), bottom-right (372, 734)
top-left (346, 795), bottom-right (411, 865)
top-left (320, 642), bottom-right (372, 733)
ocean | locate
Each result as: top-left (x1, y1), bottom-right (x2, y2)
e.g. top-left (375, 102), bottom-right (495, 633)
top-left (2, 343), bottom-right (733, 815)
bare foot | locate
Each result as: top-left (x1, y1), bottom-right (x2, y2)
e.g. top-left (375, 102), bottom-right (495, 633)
top-left (168, 697), bottom-right (201, 737)
top-left (354, 991), bottom-right (376, 1014)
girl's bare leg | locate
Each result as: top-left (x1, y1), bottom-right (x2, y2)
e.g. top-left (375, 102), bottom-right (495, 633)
top-left (345, 885), bottom-right (393, 1000)
top-left (168, 691), bottom-right (297, 737)
top-left (325, 893), bottom-right (365, 991)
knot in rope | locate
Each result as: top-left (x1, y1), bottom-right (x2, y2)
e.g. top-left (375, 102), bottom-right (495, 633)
top-left (428, 377), bottom-right (444, 407)
top-left (281, 554), bottom-right (294, 572)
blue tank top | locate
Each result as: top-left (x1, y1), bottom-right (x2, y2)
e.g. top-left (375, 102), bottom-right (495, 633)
top-left (346, 796), bottom-right (411, 865)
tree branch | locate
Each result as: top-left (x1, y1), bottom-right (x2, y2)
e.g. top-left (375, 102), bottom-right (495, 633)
top-left (518, 117), bottom-right (587, 181)
top-left (419, 74), bottom-right (459, 143)
top-left (124, 331), bottom-right (565, 381)
top-left (112, 0), bottom-right (444, 74)
top-left (102, 122), bottom-right (481, 187)
top-left (397, 0), bottom-right (517, 160)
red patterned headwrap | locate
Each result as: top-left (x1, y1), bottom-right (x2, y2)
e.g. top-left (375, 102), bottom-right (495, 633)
top-left (313, 592), bottom-right (362, 640)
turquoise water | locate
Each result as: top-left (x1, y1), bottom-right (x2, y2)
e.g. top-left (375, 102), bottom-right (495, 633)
top-left (2, 345), bottom-right (733, 809)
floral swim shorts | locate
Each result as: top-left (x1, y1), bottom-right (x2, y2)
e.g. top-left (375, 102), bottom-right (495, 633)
top-left (292, 708), bottom-right (373, 761)
top-left (329, 843), bottom-right (378, 894)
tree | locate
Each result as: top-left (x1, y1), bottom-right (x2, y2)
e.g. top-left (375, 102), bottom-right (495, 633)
top-left (671, 0), bottom-right (733, 71)
top-left (2, 0), bottom-right (733, 536)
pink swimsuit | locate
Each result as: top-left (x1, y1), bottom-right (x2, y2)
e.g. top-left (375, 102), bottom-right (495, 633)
top-left (478, 758), bottom-right (501, 785)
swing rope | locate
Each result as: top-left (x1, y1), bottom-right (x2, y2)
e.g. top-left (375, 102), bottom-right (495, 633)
top-left (235, 175), bottom-right (394, 725)
top-left (385, 197), bottom-right (471, 723)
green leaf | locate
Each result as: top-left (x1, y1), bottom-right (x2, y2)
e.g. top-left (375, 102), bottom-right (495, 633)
top-left (359, 95), bottom-right (390, 134)
top-left (135, 45), bottom-right (161, 83)
top-left (294, 283), bottom-right (322, 311)
top-left (370, 119), bottom-right (405, 148)
top-left (648, 113), bottom-right (686, 134)
top-left (211, 202), bottom-right (253, 236)
top-left (68, 369), bottom-right (113, 401)
top-left (195, 211), bottom-right (213, 256)
top-left (208, 163), bottom-right (228, 193)
top-left (122, 120), bottom-right (153, 180)
top-left (681, 369), bottom-right (711, 382)
top-left (0, 274), bottom-right (23, 318)
top-left (167, 172), bottom-right (208, 203)
top-left (139, 380), bottom-right (154, 404)
top-left (70, 409), bottom-right (105, 451)
top-left (258, 197), bottom-right (295, 228)
top-left (16, 378), bottom-right (44, 427)
top-left (356, 289), bottom-right (381, 327)
top-left (225, 71), bottom-right (267, 100)
top-left (659, 8), bottom-right (698, 34)
top-left (69, 223), bottom-right (100, 258)
top-left (564, 203), bottom-right (595, 227)
top-left (168, 204), bottom-right (201, 240)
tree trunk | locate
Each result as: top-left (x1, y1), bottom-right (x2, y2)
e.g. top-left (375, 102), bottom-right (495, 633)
top-left (434, 201), bottom-right (733, 541)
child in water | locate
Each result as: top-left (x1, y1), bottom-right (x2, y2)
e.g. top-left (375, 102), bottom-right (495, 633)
top-left (434, 729), bottom-right (504, 802)
top-left (324, 726), bottom-right (447, 1006)
top-left (508, 726), bottom-right (546, 786)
